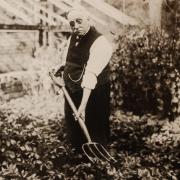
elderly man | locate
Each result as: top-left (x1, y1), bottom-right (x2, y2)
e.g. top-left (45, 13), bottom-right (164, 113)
top-left (55, 8), bottom-right (113, 152)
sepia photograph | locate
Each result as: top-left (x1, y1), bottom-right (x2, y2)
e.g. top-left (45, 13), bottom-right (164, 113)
top-left (0, 0), bottom-right (179, 179)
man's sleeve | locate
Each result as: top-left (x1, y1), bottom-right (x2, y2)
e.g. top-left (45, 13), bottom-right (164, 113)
top-left (81, 35), bottom-right (113, 89)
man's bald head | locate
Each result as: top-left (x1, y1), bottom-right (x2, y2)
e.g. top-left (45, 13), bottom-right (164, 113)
top-left (67, 7), bottom-right (91, 36)
top-left (67, 7), bottom-right (89, 21)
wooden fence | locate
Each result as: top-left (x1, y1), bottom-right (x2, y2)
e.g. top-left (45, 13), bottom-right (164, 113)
top-left (0, 0), bottom-right (138, 100)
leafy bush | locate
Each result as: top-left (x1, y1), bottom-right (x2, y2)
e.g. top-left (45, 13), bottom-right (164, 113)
top-left (110, 27), bottom-right (180, 120)
top-left (0, 95), bottom-right (66, 179)
top-left (110, 110), bottom-right (180, 180)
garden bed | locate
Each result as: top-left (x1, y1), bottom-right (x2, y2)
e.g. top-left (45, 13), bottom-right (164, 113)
top-left (0, 94), bottom-right (179, 179)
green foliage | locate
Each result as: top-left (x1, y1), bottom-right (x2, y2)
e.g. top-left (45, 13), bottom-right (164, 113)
top-left (110, 27), bottom-right (180, 120)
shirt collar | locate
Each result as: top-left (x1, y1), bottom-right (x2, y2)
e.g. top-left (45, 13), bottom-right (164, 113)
top-left (76, 26), bottom-right (91, 40)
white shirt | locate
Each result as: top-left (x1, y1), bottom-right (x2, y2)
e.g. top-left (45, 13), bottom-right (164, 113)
top-left (62, 35), bottom-right (113, 89)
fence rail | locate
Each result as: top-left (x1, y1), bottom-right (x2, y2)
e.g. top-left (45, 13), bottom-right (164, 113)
top-left (0, 0), bottom-right (138, 31)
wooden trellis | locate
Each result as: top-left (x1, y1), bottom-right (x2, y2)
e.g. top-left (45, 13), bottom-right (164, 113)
top-left (0, 0), bottom-right (139, 49)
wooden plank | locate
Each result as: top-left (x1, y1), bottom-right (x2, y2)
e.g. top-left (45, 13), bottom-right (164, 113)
top-left (0, 32), bottom-right (17, 45)
top-left (12, 0), bottom-right (57, 25)
top-left (32, 0), bottom-right (69, 24)
top-left (0, 0), bottom-right (33, 24)
top-left (0, 24), bottom-right (71, 32)
top-left (82, 0), bottom-right (138, 25)
top-left (0, 16), bottom-right (10, 24)
top-left (0, 24), bottom-right (39, 30)
top-left (10, 0), bottom-right (36, 21)
top-left (48, 0), bottom-right (70, 11)
top-left (0, 29), bottom-right (37, 32)
top-left (0, 6), bottom-right (26, 24)
top-left (58, 0), bottom-right (107, 26)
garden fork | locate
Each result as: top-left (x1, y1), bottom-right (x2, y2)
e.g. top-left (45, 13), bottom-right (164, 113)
top-left (49, 72), bottom-right (116, 163)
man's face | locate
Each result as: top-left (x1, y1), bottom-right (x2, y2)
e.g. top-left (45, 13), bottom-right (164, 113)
top-left (67, 11), bottom-right (90, 36)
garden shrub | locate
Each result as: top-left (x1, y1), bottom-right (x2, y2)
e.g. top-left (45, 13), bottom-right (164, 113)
top-left (110, 110), bottom-right (180, 179)
top-left (110, 27), bottom-right (180, 120)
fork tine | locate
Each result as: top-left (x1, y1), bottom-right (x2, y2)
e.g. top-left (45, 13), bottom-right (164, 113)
top-left (91, 143), bottom-right (116, 162)
top-left (91, 143), bottom-right (111, 162)
top-left (82, 144), bottom-right (97, 162)
top-left (95, 144), bottom-right (117, 162)
top-left (83, 143), bottom-right (105, 162)
top-left (82, 143), bottom-right (116, 163)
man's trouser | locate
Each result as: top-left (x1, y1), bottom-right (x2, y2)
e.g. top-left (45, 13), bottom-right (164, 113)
top-left (64, 82), bottom-right (110, 152)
